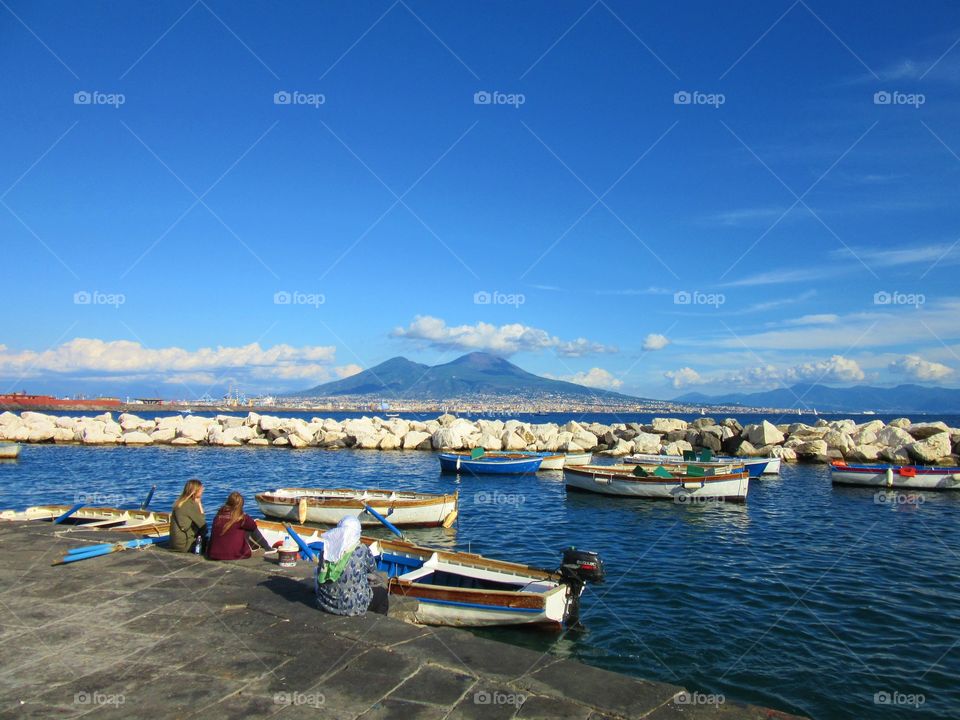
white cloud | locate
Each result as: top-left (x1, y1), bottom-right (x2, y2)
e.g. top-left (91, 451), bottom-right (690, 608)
top-left (0, 338), bottom-right (338, 388)
top-left (832, 242), bottom-right (959, 268)
top-left (889, 355), bottom-right (954, 382)
top-left (391, 315), bottom-right (617, 357)
top-left (335, 364), bottom-right (363, 378)
top-left (548, 367), bottom-right (624, 390)
top-left (642, 333), bottom-right (670, 351)
top-left (785, 313), bottom-right (839, 326)
top-left (664, 367), bottom-right (702, 389)
top-left (664, 354), bottom-right (865, 389)
top-left (721, 267), bottom-right (846, 287)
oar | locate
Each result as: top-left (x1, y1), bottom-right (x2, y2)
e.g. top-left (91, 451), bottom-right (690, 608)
top-left (55, 536), bottom-right (169, 565)
top-left (283, 524), bottom-right (319, 562)
top-left (140, 485), bottom-right (156, 510)
top-left (53, 504), bottom-right (84, 524)
top-left (363, 504), bottom-right (404, 539)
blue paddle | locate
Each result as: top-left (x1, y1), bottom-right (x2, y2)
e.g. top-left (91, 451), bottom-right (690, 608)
top-left (362, 504), bottom-right (404, 539)
top-left (53, 504), bottom-right (84, 524)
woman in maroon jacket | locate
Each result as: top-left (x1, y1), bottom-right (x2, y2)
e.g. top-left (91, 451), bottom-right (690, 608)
top-left (207, 492), bottom-right (261, 561)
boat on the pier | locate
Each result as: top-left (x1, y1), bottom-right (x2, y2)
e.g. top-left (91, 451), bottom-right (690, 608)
top-left (625, 451), bottom-right (778, 477)
top-left (255, 519), bottom-right (605, 628)
top-left (830, 462), bottom-right (960, 490)
top-left (564, 464), bottom-right (750, 501)
top-left (0, 505), bottom-right (170, 533)
top-left (0, 443), bottom-right (20, 460)
top-left (255, 488), bottom-right (458, 527)
top-left (438, 452), bottom-right (542, 475)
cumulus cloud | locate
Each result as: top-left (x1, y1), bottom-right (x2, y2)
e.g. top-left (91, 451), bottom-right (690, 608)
top-left (0, 338), bottom-right (339, 388)
top-left (548, 368), bottom-right (623, 390)
top-left (391, 316), bottom-right (617, 357)
top-left (664, 355), bottom-right (865, 389)
top-left (642, 333), bottom-right (670, 351)
top-left (889, 355), bottom-right (954, 381)
top-left (664, 367), bottom-right (702, 388)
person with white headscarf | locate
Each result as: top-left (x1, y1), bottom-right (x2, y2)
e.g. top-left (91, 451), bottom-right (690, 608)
top-left (315, 515), bottom-right (388, 616)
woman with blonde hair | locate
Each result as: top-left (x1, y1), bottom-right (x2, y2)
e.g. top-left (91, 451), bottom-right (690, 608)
top-left (169, 479), bottom-right (207, 553)
top-left (207, 492), bottom-right (263, 561)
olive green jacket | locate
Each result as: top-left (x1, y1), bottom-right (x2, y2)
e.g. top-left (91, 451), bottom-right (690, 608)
top-left (169, 499), bottom-right (206, 552)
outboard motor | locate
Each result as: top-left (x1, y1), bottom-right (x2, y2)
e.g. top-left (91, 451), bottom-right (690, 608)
top-left (558, 547), bottom-right (605, 626)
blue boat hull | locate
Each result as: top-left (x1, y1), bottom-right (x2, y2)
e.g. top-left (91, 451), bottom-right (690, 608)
top-left (438, 454), bottom-right (542, 474)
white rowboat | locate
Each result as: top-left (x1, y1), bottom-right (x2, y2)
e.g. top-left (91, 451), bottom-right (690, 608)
top-left (255, 488), bottom-right (458, 527)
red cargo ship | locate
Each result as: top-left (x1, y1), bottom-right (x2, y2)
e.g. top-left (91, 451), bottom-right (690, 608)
top-left (0, 392), bottom-right (122, 409)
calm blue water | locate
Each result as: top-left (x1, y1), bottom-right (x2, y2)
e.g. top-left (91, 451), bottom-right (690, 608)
top-left (2, 415), bottom-right (958, 719)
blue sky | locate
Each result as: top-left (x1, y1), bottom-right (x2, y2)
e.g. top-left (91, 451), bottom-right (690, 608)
top-left (2, 0), bottom-right (960, 400)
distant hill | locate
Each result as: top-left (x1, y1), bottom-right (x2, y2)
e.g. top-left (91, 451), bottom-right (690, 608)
top-left (290, 352), bottom-right (641, 401)
top-left (675, 383), bottom-right (960, 414)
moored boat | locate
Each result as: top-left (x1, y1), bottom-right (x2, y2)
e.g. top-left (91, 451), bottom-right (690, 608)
top-left (565, 464), bottom-right (750, 501)
top-left (0, 505), bottom-right (170, 534)
top-left (443, 450), bottom-right (570, 470)
top-left (0, 443), bottom-right (20, 460)
top-left (625, 451), bottom-right (778, 477)
top-left (438, 453), bottom-right (542, 475)
top-left (562, 451), bottom-right (593, 466)
top-left (255, 519), bottom-right (605, 627)
top-left (255, 488), bottom-right (458, 527)
top-left (830, 462), bottom-right (960, 490)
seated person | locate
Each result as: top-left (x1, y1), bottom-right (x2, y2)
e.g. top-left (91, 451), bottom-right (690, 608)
top-left (169, 479), bottom-right (207, 553)
top-left (207, 492), bottom-right (269, 561)
top-left (315, 516), bottom-right (388, 616)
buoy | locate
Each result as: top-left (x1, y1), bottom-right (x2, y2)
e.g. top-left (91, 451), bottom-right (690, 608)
top-left (885, 468), bottom-right (894, 487)
top-left (297, 497), bottom-right (308, 524)
top-left (442, 508), bottom-right (458, 528)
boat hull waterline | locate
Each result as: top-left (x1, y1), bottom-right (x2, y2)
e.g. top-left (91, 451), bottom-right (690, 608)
top-left (438, 453), bottom-right (543, 475)
top-left (831, 463), bottom-right (960, 490)
top-left (564, 465), bottom-right (750, 501)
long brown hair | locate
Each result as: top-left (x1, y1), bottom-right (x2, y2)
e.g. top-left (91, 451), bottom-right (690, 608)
top-left (174, 479), bottom-right (203, 509)
top-left (219, 492), bottom-right (245, 535)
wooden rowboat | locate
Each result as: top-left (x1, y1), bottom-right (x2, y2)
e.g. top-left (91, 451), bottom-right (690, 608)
top-left (565, 464), bottom-right (750, 501)
top-left (0, 505), bottom-right (170, 534)
top-left (438, 453), bottom-right (542, 475)
top-left (831, 462), bottom-right (960, 490)
top-left (625, 452), bottom-right (777, 478)
top-left (562, 451), bottom-right (593, 466)
top-left (254, 519), bottom-right (605, 628)
top-left (255, 488), bottom-right (458, 527)
top-left (0, 443), bottom-right (20, 460)
top-left (443, 451), bottom-right (567, 470)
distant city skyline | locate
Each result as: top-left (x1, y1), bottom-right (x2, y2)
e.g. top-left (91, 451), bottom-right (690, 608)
top-left (3, 1), bottom-right (960, 400)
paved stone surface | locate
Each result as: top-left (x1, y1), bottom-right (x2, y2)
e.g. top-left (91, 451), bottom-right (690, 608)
top-left (0, 523), bottom-right (806, 719)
